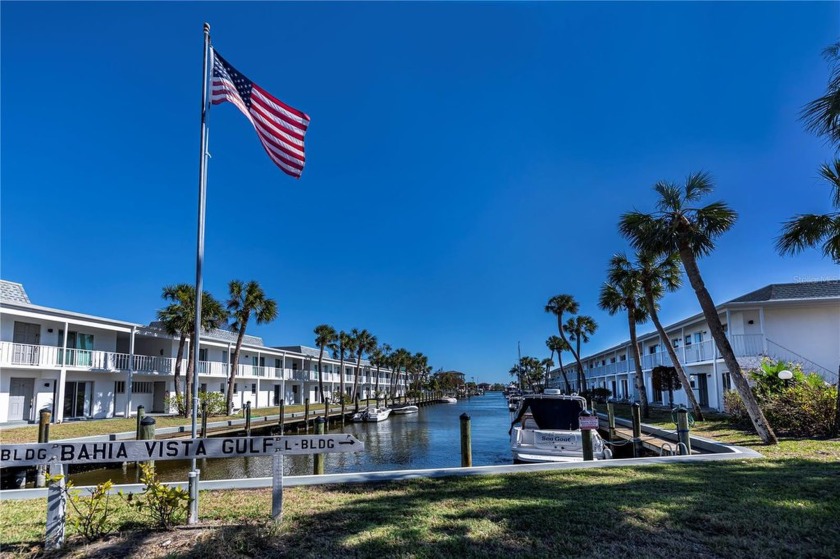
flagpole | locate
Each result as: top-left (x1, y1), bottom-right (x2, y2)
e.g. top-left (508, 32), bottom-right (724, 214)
top-left (189, 21), bottom-right (212, 526)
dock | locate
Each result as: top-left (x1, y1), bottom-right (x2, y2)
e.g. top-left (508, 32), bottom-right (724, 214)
top-left (598, 416), bottom-right (700, 456)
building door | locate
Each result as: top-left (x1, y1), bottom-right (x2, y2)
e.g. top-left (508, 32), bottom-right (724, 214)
top-left (274, 385), bottom-right (281, 405)
top-left (696, 374), bottom-right (709, 407)
top-left (63, 381), bottom-right (89, 418)
top-left (152, 382), bottom-right (166, 412)
top-left (13, 322), bottom-right (40, 365)
top-left (9, 378), bottom-right (34, 421)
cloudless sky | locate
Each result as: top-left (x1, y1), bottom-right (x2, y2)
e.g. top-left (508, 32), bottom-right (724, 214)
top-left (2, 2), bottom-right (838, 384)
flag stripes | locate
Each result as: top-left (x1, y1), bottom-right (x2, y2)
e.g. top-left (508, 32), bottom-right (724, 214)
top-left (210, 48), bottom-right (310, 178)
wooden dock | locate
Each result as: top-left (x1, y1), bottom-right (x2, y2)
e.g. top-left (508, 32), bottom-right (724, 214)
top-left (599, 418), bottom-right (699, 456)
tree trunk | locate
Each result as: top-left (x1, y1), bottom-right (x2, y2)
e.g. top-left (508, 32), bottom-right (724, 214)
top-left (352, 353), bottom-right (361, 402)
top-left (644, 286), bottom-right (705, 421)
top-left (316, 347), bottom-right (325, 404)
top-left (375, 365), bottom-right (380, 394)
top-left (574, 338), bottom-right (587, 393)
top-left (628, 308), bottom-right (650, 418)
top-left (174, 334), bottom-right (186, 416)
top-left (227, 320), bottom-right (249, 415)
top-left (679, 246), bottom-right (777, 444)
top-left (556, 314), bottom-right (584, 391)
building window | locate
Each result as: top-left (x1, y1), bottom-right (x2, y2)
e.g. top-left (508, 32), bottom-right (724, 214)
top-left (132, 381), bottom-right (153, 394)
top-left (200, 383), bottom-right (207, 393)
top-left (673, 338), bottom-right (681, 348)
top-left (649, 344), bottom-right (659, 354)
top-left (251, 383), bottom-right (257, 394)
top-left (199, 348), bottom-right (208, 361)
top-left (694, 332), bottom-right (704, 343)
top-left (685, 336), bottom-right (693, 346)
top-left (620, 354), bottom-right (627, 362)
top-left (220, 383), bottom-right (225, 394)
top-left (115, 381), bottom-right (125, 394)
top-left (722, 373), bottom-right (732, 391)
top-left (233, 383), bottom-right (238, 394)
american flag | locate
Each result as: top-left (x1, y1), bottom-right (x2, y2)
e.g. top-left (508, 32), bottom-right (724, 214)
top-left (210, 49), bottom-right (310, 178)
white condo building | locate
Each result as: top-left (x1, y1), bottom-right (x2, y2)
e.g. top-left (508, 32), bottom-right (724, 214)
top-left (547, 280), bottom-right (840, 411)
top-left (0, 280), bottom-right (407, 424)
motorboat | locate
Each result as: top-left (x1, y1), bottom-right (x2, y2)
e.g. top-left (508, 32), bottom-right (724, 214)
top-left (508, 395), bottom-right (523, 412)
top-left (363, 406), bottom-right (392, 422)
top-left (390, 405), bottom-right (419, 415)
top-left (440, 396), bottom-right (457, 404)
top-left (509, 391), bottom-right (612, 463)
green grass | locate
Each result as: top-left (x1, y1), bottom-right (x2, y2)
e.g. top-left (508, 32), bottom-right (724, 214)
top-left (2, 405), bottom-right (838, 558)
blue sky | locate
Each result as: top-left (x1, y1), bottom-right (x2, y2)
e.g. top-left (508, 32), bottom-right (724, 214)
top-left (2, 2), bottom-right (838, 384)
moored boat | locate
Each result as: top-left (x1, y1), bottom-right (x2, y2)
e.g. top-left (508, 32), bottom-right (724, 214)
top-left (390, 405), bottom-right (419, 415)
top-left (440, 396), bottom-right (457, 404)
top-left (363, 406), bottom-right (393, 422)
top-left (509, 391), bottom-right (611, 463)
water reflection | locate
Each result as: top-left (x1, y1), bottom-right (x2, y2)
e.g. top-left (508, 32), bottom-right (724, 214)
top-left (69, 393), bottom-right (511, 485)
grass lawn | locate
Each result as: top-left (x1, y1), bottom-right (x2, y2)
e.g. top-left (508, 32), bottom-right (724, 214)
top-left (1, 407), bottom-right (838, 558)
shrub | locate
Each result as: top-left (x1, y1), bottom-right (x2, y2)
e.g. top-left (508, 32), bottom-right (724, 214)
top-left (122, 463), bottom-right (189, 529)
top-left (165, 391), bottom-right (227, 417)
top-left (725, 359), bottom-right (838, 438)
top-left (47, 473), bottom-right (115, 542)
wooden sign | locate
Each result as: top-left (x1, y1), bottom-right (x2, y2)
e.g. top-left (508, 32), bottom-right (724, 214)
top-left (0, 435), bottom-right (364, 467)
top-left (578, 416), bottom-right (600, 430)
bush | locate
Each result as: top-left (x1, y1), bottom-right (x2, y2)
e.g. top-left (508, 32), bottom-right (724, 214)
top-left (725, 359), bottom-right (838, 438)
top-left (48, 474), bottom-right (115, 542)
top-left (122, 463), bottom-right (189, 529)
top-left (165, 391), bottom-right (227, 417)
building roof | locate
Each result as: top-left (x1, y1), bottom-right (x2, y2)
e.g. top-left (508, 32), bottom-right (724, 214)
top-left (0, 280), bottom-right (31, 304)
top-left (727, 280), bottom-right (840, 303)
top-left (147, 321), bottom-right (264, 346)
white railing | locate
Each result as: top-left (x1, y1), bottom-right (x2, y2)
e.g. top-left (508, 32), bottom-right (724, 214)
top-left (729, 334), bottom-right (765, 357)
top-left (684, 340), bottom-right (715, 363)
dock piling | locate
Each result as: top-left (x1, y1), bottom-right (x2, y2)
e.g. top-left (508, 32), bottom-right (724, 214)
top-left (200, 401), bottom-right (208, 438)
top-left (245, 402), bottom-right (252, 437)
top-left (676, 407), bottom-right (692, 455)
top-left (460, 413), bottom-right (472, 467)
top-left (35, 409), bottom-right (51, 488)
top-left (304, 398), bottom-right (310, 434)
top-left (139, 416), bottom-right (156, 470)
top-left (579, 410), bottom-right (594, 461)
top-left (314, 416), bottom-right (325, 475)
top-left (279, 401), bottom-right (285, 435)
top-left (607, 402), bottom-right (616, 442)
top-left (631, 402), bottom-right (642, 458)
top-left (135, 405), bottom-right (145, 440)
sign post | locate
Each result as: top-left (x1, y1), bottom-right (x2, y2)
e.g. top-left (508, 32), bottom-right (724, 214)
top-left (1, 434), bottom-right (364, 547)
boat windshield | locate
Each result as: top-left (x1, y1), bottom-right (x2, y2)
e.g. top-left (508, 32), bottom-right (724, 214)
top-left (510, 397), bottom-right (584, 431)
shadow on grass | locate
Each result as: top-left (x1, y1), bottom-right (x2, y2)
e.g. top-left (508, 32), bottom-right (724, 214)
top-left (7, 458), bottom-right (840, 559)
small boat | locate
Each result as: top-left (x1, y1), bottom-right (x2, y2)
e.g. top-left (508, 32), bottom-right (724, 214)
top-left (363, 406), bottom-right (392, 422)
top-left (391, 405), bottom-right (419, 415)
top-left (510, 391), bottom-right (611, 463)
top-left (440, 397), bottom-right (457, 404)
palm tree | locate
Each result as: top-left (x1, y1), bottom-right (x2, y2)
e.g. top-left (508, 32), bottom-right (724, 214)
top-left (619, 172), bottom-right (777, 444)
top-left (545, 295), bottom-right (591, 392)
top-left (389, 348), bottom-right (410, 398)
top-left (330, 331), bottom-right (353, 403)
top-left (226, 280), bottom-right (278, 414)
top-left (777, 161), bottom-right (840, 263)
top-left (636, 251), bottom-right (705, 421)
top-left (157, 284), bottom-right (227, 417)
top-left (800, 41), bottom-right (840, 145)
top-left (540, 358), bottom-right (554, 389)
top-left (370, 343), bottom-right (391, 396)
top-left (546, 335), bottom-right (572, 392)
top-left (351, 328), bottom-right (377, 401)
top-left (313, 324), bottom-right (337, 403)
top-left (563, 315), bottom-right (598, 392)
top-left (598, 257), bottom-right (650, 418)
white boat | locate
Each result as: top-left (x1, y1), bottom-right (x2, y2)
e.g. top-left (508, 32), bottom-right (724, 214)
top-left (390, 405), bottom-right (419, 415)
top-left (363, 406), bottom-right (392, 422)
top-left (510, 391), bottom-right (612, 463)
top-left (440, 397), bottom-right (457, 404)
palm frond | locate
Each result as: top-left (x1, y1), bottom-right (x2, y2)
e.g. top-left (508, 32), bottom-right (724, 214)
top-left (818, 159), bottom-right (840, 207)
top-left (653, 181), bottom-right (682, 213)
top-left (777, 213), bottom-right (840, 263)
top-left (683, 171), bottom-right (713, 202)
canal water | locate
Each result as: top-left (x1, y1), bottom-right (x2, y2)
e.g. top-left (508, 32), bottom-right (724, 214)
top-left (69, 392), bottom-right (513, 485)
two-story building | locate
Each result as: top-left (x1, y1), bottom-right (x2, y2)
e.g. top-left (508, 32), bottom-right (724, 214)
top-left (0, 280), bottom-right (407, 424)
top-left (547, 280), bottom-right (840, 411)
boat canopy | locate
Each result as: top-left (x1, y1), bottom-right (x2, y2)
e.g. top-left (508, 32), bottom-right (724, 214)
top-left (509, 397), bottom-right (585, 433)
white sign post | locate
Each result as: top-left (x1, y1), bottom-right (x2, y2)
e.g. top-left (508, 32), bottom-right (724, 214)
top-left (1, 435), bottom-right (364, 546)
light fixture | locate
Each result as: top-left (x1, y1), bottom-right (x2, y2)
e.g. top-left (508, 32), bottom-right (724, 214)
top-left (778, 370), bottom-right (793, 380)
top-left (748, 320), bottom-right (754, 325)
